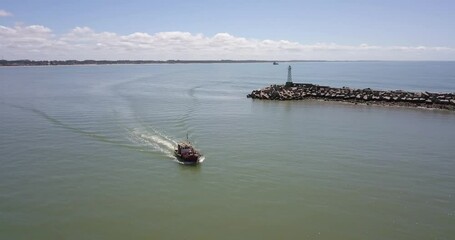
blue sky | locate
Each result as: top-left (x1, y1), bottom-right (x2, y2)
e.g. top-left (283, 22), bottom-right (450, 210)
top-left (1, 0), bottom-right (455, 60)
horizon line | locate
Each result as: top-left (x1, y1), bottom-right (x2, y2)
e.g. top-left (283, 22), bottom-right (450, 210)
top-left (2, 59), bottom-right (455, 63)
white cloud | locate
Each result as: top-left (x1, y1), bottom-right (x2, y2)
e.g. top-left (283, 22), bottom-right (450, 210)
top-left (1, 24), bottom-right (454, 60)
top-left (0, 9), bottom-right (12, 17)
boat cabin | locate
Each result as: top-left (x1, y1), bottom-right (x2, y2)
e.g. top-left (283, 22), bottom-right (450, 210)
top-left (177, 142), bottom-right (195, 155)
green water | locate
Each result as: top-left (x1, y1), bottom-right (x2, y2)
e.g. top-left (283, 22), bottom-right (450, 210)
top-left (1, 62), bottom-right (454, 239)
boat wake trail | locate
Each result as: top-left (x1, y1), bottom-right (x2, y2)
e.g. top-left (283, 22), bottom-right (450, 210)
top-left (3, 102), bottom-right (196, 162)
top-left (128, 128), bottom-right (178, 159)
top-left (3, 103), bottom-right (123, 145)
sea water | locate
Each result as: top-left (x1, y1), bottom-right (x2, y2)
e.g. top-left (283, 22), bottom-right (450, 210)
top-left (1, 62), bottom-right (454, 239)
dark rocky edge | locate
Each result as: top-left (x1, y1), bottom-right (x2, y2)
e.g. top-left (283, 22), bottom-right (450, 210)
top-left (247, 83), bottom-right (455, 111)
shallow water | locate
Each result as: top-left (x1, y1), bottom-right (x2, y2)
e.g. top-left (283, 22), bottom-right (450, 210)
top-left (1, 62), bottom-right (454, 239)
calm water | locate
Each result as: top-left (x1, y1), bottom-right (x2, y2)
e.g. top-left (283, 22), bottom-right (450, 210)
top-left (1, 62), bottom-right (454, 239)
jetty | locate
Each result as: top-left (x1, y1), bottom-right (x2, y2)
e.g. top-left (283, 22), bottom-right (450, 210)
top-left (247, 66), bottom-right (455, 111)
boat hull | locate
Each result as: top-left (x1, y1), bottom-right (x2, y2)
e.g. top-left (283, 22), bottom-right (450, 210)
top-left (174, 150), bottom-right (200, 164)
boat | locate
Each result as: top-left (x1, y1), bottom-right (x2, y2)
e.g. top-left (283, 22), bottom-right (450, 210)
top-left (273, 61), bottom-right (279, 65)
top-left (174, 135), bottom-right (202, 164)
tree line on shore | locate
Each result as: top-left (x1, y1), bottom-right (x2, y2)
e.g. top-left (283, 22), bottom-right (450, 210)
top-left (0, 59), bottom-right (276, 66)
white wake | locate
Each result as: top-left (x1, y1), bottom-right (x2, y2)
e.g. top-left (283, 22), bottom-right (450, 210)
top-left (128, 128), bottom-right (177, 159)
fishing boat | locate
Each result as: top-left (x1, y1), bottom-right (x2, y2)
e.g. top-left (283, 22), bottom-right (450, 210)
top-left (273, 61), bottom-right (279, 65)
top-left (174, 135), bottom-right (202, 164)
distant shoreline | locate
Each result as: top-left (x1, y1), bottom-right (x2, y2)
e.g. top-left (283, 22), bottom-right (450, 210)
top-left (0, 59), bottom-right (317, 67)
top-left (2, 59), bottom-right (453, 67)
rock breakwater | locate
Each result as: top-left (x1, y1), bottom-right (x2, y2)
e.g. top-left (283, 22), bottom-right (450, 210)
top-left (247, 83), bottom-right (455, 111)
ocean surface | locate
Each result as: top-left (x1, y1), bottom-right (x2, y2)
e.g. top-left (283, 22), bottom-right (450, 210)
top-left (1, 61), bottom-right (454, 239)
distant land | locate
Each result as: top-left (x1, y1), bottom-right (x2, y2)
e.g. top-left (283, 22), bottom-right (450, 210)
top-left (0, 59), bottom-right (359, 67)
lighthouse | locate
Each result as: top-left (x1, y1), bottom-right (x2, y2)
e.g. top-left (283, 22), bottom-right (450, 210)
top-left (285, 65), bottom-right (293, 87)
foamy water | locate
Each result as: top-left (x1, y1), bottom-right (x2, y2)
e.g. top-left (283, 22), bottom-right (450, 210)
top-left (128, 128), bottom-right (177, 158)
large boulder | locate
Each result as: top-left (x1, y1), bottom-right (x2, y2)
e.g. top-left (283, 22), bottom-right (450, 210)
top-left (271, 90), bottom-right (280, 99)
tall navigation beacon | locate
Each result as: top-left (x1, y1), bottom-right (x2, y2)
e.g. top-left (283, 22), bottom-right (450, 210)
top-left (286, 65), bottom-right (293, 87)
